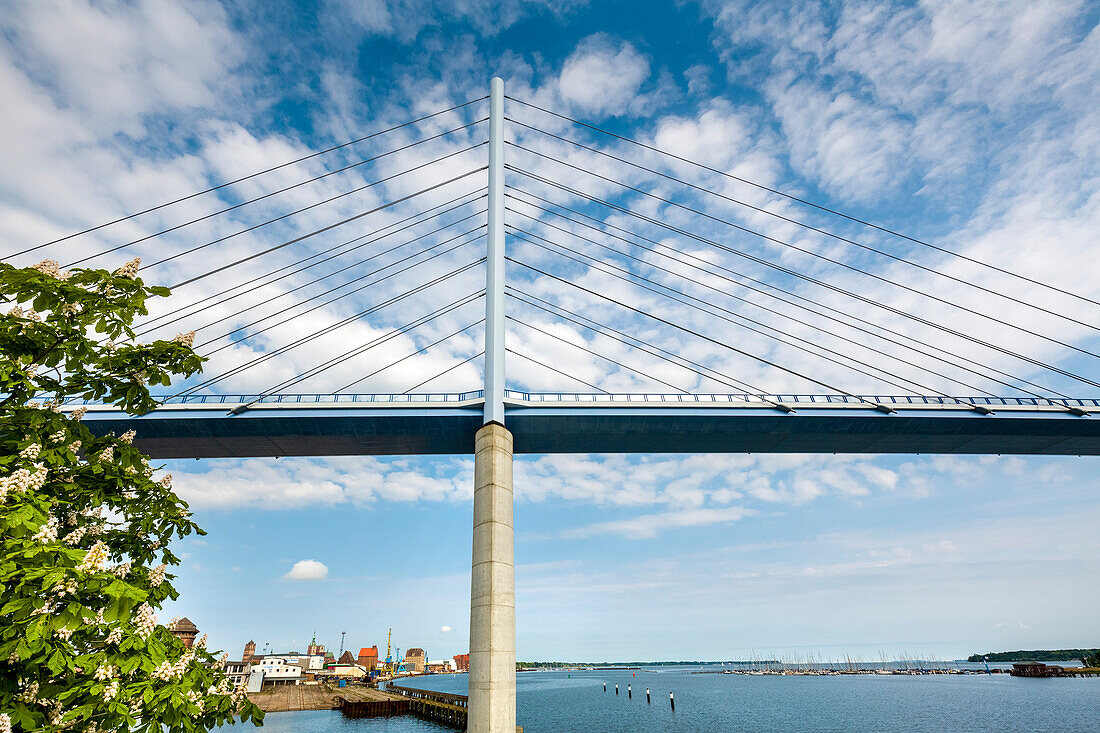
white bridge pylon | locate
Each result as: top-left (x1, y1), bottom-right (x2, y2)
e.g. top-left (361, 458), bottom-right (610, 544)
top-left (468, 76), bottom-right (515, 733)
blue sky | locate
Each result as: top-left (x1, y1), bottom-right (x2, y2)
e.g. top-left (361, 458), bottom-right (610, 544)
top-left (2, 0), bottom-right (1099, 662)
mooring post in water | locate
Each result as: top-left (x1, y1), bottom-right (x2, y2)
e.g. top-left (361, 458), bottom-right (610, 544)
top-left (615, 684), bottom-right (619, 695)
top-left (603, 682), bottom-right (606, 692)
top-left (628, 684), bottom-right (632, 699)
top-left (670, 692), bottom-right (675, 711)
top-left (646, 688), bottom-right (650, 704)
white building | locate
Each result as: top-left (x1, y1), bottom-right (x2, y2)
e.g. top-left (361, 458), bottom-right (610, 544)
top-left (275, 653), bottom-right (325, 671)
top-left (224, 660), bottom-right (251, 688)
top-left (252, 657), bottom-right (303, 687)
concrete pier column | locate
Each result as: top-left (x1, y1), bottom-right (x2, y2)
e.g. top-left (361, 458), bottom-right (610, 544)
top-left (468, 422), bottom-right (515, 733)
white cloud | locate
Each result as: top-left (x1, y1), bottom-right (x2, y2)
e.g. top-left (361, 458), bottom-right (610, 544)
top-left (284, 559), bottom-right (329, 581)
top-left (440, 625), bottom-right (453, 633)
top-left (558, 35), bottom-right (651, 117)
top-left (564, 505), bottom-right (756, 539)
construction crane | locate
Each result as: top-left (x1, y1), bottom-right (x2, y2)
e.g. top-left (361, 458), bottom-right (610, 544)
top-left (382, 629), bottom-right (407, 677)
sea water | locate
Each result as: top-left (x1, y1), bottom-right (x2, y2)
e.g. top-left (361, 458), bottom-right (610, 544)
top-left (246, 666), bottom-right (1099, 732)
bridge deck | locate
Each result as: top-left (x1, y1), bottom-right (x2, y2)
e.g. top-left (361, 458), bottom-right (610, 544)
top-left (71, 393), bottom-right (1100, 458)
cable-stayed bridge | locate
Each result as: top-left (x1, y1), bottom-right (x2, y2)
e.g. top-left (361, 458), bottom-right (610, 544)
top-left (75, 392), bottom-right (1100, 457)
top-left (8, 78), bottom-right (1100, 732)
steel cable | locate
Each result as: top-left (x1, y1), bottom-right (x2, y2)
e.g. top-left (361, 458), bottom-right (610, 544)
top-left (134, 188), bottom-right (487, 335)
top-left (507, 168), bottom-right (1100, 391)
top-left (171, 166), bottom-right (487, 288)
top-left (401, 351), bottom-right (484, 394)
top-left (505, 187), bottom-right (1064, 398)
top-left (506, 348), bottom-right (608, 393)
top-left (504, 94), bottom-right (1100, 309)
top-left (510, 227), bottom-right (941, 396)
top-left (507, 149), bottom-right (1100, 358)
top-left (62, 121), bottom-right (486, 267)
top-left (198, 232), bottom-right (485, 352)
top-left (335, 318), bottom-right (485, 393)
top-left (173, 261), bottom-right (484, 396)
top-left (507, 205), bottom-right (995, 396)
top-left (506, 119), bottom-right (1099, 330)
top-left (508, 257), bottom-right (906, 411)
top-left (187, 219), bottom-right (485, 342)
top-left (8, 95), bottom-right (487, 259)
top-left (506, 288), bottom-right (773, 395)
top-left (507, 314), bottom-right (691, 393)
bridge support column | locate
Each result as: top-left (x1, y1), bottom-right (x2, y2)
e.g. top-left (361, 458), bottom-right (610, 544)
top-left (468, 422), bottom-right (515, 733)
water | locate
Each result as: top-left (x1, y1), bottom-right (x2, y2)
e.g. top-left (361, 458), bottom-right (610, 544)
top-left (247, 667), bottom-right (1099, 732)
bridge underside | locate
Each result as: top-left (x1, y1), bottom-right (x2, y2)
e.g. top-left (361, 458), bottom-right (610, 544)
top-left (81, 402), bottom-right (1100, 458)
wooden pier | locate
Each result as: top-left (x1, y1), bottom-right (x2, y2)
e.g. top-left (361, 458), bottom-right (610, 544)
top-left (338, 683), bottom-right (468, 729)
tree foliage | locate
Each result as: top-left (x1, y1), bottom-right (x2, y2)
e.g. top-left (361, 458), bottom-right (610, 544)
top-left (0, 259), bottom-right (263, 731)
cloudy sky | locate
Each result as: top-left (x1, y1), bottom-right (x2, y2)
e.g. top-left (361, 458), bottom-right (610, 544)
top-left (3, 0), bottom-right (1099, 662)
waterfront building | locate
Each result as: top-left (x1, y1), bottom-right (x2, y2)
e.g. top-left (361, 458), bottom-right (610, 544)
top-left (321, 663), bottom-right (368, 679)
top-left (169, 618), bottom-right (198, 650)
top-left (358, 645), bottom-right (379, 669)
top-left (454, 653), bottom-right (469, 672)
top-left (404, 648), bottom-right (426, 673)
top-left (252, 657), bottom-right (304, 687)
top-left (277, 652), bottom-right (325, 671)
top-left (306, 633), bottom-right (325, 657)
top-left (242, 640), bottom-right (256, 663)
top-left (224, 660), bottom-right (252, 688)
top-left (337, 650), bottom-right (357, 665)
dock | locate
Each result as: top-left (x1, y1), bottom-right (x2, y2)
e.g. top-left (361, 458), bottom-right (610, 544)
top-left (339, 683), bottom-right (469, 729)
top-left (1010, 663), bottom-right (1100, 678)
top-left (247, 683), bottom-right (376, 712)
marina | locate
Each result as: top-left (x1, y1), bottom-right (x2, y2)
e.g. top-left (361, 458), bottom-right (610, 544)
top-left (239, 666), bottom-right (1099, 732)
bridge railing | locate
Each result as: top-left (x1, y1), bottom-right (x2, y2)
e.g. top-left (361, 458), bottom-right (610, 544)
top-left (44, 392), bottom-right (1100, 409)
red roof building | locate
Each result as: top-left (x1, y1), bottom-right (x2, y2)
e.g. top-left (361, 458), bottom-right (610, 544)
top-left (357, 646), bottom-right (379, 669)
top-left (454, 653), bottom-right (469, 672)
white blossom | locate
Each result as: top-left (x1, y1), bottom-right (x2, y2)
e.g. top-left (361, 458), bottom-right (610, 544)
top-left (19, 443), bottom-right (41, 460)
top-left (32, 516), bottom-right (59, 543)
top-left (55, 627), bottom-right (73, 641)
top-left (32, 260), bottom-right (61, 278)
top-left (0, 712), bottom-right (10, 733)
top-left (70, 406), bottom-right (87, 421)
top-left (45, 700), bottom-right (62, 726)
top-left (173, 331), bottom-right (196, 348)
top-left (16, 680), bottom-right (39, 703)
top-left (97, 445), bottom-right (114, 463)
top-left (69, 439), bottom-right (82, 453)
top-left (93, 663), bottom-right (116, 681)
top-left (105, 627), bottom-right (123, 645)
top-left (64, 525), bottom-right (88, 546)
top-left (112, 561), bottom-right (131, 577)
top-left (114, 258), bottom-right (140, 278)
top-left (194, 633), bottom-right (207, 650)
top-left (7, 305), bottom-right (23, 317)
top-left (0, 463), bottom-right (49, 502)
top-left (49, 430), bottom-right (66, 444)
top-left (119, 429), bottom-right (136, 444)
top-left (103, 679), bottom-right (119, 701)
top-left (151, 661), bottom-right (175, 681)
top-left (76, 541), bottom-right (109, 573)
top-left (159, 474), bottom-right (173, 490)
top-left (149, 564), bottom-right (167, 587)
top-left (133, 603), bottom-right (156, 639)
top-left (54, 578), bottom-right (77, 597)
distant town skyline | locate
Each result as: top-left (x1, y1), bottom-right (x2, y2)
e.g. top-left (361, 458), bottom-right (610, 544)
top-left (4, 0), bottom-right (1099, 661)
